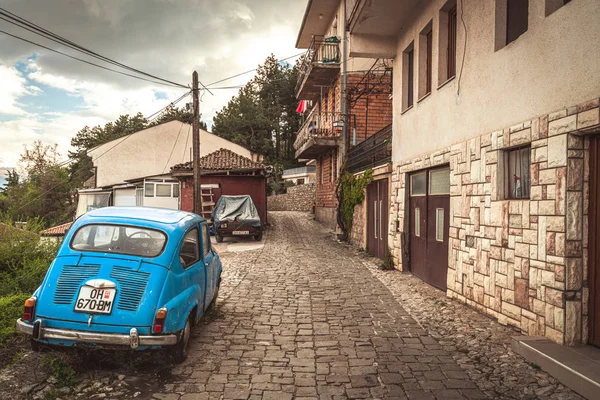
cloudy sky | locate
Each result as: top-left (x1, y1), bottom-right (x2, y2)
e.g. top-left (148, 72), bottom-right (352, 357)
top-left (0, 0), bottom-right (307, 175)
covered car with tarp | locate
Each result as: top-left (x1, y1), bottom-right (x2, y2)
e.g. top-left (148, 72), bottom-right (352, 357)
top-left (211, 195), bottom-right (263, 242)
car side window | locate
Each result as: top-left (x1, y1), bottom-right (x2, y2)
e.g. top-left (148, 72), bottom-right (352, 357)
top-left (179, 228), bottom-right (200, 268)
top-left (201, 224), bottom-right (211, 258)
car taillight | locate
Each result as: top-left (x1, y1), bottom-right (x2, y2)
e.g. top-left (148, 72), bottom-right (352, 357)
top-left (24, 297), bottom-right (36, 322)
top-left (153, 308), bottom-right (167, 333)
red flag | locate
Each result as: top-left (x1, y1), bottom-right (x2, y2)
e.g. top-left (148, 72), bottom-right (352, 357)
top-left (296, 100), bottom-right (308, 113)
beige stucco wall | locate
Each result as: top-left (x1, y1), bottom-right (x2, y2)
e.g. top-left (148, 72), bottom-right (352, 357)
top-left (387, 0), bottom-right (600, 162)
top-left (322, 1), bottom-right (378, 73)
top-left (89, 121), bottom-right (253, 188)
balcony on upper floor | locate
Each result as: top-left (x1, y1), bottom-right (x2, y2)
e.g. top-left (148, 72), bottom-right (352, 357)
top-left (346, 123), bottom-right (392, 174)
top-left (294, 109), bottom-right (347, 160)
top-left (295, 36), bottom-right (341, 101)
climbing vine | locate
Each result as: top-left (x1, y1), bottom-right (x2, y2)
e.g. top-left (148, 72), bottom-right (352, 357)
top-left (336, 167), bottom-right (373, 240)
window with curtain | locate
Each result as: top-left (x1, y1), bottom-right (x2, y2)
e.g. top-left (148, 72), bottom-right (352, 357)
top-left (505, 146), bottom-right (531, 199)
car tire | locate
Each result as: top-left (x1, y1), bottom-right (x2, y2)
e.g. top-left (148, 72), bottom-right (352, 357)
top-left (171, 318), bottom-right (191, 364)
top-left (253, 231), bottom-right (263, 241)
top-left (215, 234), bottom-right (223, 243)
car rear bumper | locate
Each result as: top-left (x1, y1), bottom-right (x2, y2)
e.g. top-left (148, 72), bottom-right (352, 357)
top-left (16, 319), bottom-right (177, 349)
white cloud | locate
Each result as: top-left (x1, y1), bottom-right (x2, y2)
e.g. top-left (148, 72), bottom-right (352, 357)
top-left (0, 0), bottom-right (306, 168)
top-left (0, 64), bottom-right (31, 115)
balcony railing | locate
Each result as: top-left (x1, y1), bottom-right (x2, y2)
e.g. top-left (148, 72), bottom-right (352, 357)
top-left (295, 36), bottom-right (341, 99)
top-left (347, 124), bottom-right (392, 173)
top-left (294, 109), bottom-right (346, 151)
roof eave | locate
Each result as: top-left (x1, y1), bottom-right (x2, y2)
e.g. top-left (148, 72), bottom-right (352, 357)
top-left (295, 0), bottom-right (314, 48)
top-left (295, 0), bottom-right (339, 49)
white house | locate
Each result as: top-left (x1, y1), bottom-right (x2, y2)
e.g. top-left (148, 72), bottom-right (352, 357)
top-left (77, 120), bottom-right (261, 216)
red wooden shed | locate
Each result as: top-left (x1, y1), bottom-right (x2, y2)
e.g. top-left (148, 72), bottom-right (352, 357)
top-left (171, 148), bottom-right (267, 224)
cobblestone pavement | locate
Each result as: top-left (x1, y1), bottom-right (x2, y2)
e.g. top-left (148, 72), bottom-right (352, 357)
top-left (158, 212), bottom-right (489, 399)
top-left (358, 249), bottom-right (581, 400)
top-left (0, 211), bottom-right (582, 399)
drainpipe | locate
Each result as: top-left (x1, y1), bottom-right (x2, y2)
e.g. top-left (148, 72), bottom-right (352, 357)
top-left (340, 0), bottom-right (348, 160)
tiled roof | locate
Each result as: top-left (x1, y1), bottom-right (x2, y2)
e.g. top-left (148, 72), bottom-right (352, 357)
top-left (41, 221), bottom-right (73, 236)
top-left (171, 148), bottom-right (265, 173)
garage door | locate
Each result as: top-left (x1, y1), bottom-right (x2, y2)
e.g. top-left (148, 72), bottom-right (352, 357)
top-left (113, 188), bottom-right (136, 207)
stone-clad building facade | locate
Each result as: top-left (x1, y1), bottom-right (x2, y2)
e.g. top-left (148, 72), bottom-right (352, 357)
top-left (389, 99), bottom-right (600, 345)
top-left (348, 0), bottom-right (600, 346)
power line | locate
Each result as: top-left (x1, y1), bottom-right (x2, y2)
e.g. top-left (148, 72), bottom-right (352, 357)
top-left (92, 92), bottom-right (193, 160)
top-left (55, 91), bottom-right (192, 170)
top-left (0, 28), bottom-right (186, 89)
top-left (205, 52), bottom-right (304, 87)
top-left (146, 91), bottom-right (192, 122)
top-left (162, 121), bottom-right (187, 174)
top-left (0, 7), bottom-right (190, 89)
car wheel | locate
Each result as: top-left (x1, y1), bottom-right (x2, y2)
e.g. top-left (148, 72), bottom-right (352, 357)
top-left (253, 231), bottom-right (263, 241)
top-left (171, 318), bottom-right (191, 364)
top-left (215, 234), bottom-right (223, 243)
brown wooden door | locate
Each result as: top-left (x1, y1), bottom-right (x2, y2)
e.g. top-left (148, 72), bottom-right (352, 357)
top-left (589, 136), bottom-right (600, 346)
top-left (409, 167), bottom-right (450, 290)
top-left (366, 179), bottom-right (389, 259)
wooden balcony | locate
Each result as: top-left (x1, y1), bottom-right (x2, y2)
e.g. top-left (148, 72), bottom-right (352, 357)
top-left (294, 110), bottom-right (345, 159)
top-left (295, 36), bottom-right (341, 101)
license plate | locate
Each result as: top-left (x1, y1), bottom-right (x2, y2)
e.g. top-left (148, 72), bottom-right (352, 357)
top-left (74, 286), bottom-right (116, 314)
top-left (232, 230), bottom-right (249, 235)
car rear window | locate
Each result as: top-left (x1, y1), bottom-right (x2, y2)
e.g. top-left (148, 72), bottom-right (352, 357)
top-left (70, 224), bottom-right (167, 257)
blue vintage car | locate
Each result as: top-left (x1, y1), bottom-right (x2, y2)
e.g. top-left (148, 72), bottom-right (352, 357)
top-left (16, 207), bottom-right (222, 363)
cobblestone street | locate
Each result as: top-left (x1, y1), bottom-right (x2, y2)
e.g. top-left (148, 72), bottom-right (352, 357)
top-left (0, 211), bottom-right (581, 399)
top-left (153, 211), bottom-right (574, 400)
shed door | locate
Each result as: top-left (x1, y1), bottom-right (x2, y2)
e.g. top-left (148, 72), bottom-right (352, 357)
top-left (366, 179), bottom-right (389, 259)
top-left (409, 167), bottom-right (450, 290)
top-left (114, 188), bottom-right (136, 207)
top-left (589, 136), bottom-right (600, 347)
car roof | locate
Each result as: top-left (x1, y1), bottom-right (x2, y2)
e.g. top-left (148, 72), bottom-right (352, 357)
top-left (84, 207), bottom-right (201, 225)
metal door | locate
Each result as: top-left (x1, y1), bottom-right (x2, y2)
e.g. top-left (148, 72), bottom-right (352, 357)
top-left (409, 167), bottom-right (450, 290)
top-left (589, 136), bottom-right (600, 347)
top-left (366, 179), bottom-right (389, 259)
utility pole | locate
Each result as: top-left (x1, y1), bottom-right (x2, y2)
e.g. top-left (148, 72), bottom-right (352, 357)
top-left (192, 71), bottom-right (202, 215)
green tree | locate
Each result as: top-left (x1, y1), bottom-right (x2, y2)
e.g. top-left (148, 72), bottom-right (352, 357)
top-left (212, 55), bottom-right (302, 167)
top-left (147, 105), bottom-right (206, 129)
top-left (0, 141), bottom-right (74, 226)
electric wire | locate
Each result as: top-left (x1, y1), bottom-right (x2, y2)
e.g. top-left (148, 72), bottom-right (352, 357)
top-left (205, 52), bottom-right (304, 87)
top-left (146, 91), bottom-right (192, 122)
top-left (0, 7), bottom-right (189, 89)
top-left (457, 0), bottom-right (468, 97)
top-left (0, 28), bottom-right (185, 89)
top-left (162, 121), bottom-right (186, 174)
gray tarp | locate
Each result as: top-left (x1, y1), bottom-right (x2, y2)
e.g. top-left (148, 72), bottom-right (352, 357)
top-left (211, 195), bottom-right (262, 230)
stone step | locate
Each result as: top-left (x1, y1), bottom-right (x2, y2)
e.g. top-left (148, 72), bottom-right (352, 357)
top-left (512, 336), bottom-right (600, 399)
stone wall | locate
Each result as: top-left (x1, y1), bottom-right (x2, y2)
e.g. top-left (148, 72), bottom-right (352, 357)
top-left (350, 201), bottom-right (365, 248)
top-left (267, 183), bottom-right (316, 212)
top-left (388, 97), bottom-right (600, 345)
